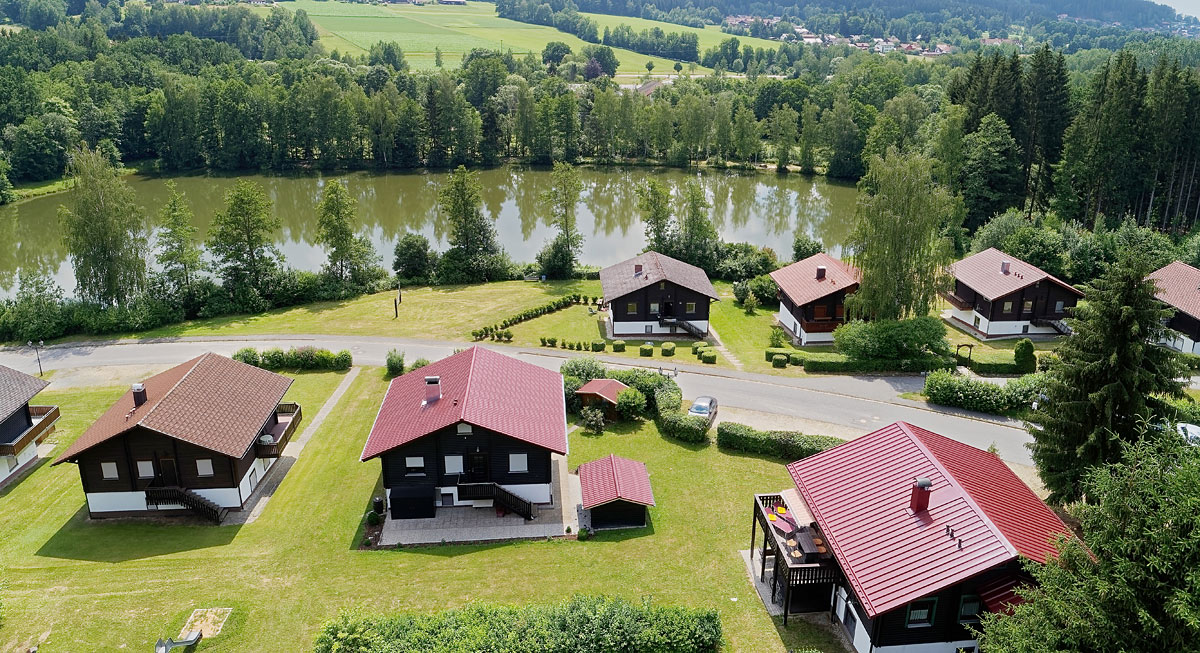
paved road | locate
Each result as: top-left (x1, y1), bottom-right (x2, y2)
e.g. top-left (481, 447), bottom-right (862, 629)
top-left (0, 334), bottom-right (1033, 465)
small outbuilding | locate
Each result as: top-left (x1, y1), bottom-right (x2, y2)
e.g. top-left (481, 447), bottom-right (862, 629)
top-left (579, 454), bottom-right (654, 529)
top-left (575, 379), bottom-right (629, 420)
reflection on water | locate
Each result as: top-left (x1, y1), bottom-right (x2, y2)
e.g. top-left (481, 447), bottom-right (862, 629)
top-left (0, 166), bottom-right (859, 295)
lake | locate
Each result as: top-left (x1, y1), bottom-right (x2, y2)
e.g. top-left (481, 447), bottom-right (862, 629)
top-left (0, 166), bottom-right (859, 295)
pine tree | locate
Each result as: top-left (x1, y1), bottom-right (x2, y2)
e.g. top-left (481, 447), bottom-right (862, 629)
top-left (436, 165), bottom-right (505, 284)
top-left (1021, 45), bottom-right (1071, 212)
top-left (1028, 250), bottom-right (1186, 503)
top-left (960, 113), bottom-right (1023, 231)
top-left (207, 179), bottom-right (281, 303)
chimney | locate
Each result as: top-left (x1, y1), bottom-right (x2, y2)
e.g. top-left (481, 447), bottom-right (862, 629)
top-left (816, 265), bottom-right (827, 280)
top-left (1001, 260), bottom-right (1011, 274)
top-left (634, 264), bottom-right (643, 276)
top-left (424, 376), bottom-right (441, 403)
top-left (132, 383), bottom-right (147, 407)
top-left (910, 477), bottom-right (932, 513)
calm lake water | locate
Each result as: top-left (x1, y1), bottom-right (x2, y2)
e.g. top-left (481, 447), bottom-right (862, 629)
top-left (0, 167), bottom-right (859, 295)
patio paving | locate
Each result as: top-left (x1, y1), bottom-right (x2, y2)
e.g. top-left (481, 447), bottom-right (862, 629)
top-left (380, 453), bottom-right (581, 546)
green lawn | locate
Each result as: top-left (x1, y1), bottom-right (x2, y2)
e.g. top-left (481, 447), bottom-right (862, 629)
top-left (284, 0), bottom-right (697, 73)
top-left (0, 367), bottom-right (845, 651)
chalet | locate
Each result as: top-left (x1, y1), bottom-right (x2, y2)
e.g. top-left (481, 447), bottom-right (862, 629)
top-left (751, 421), bottom-right (1073, 652)
top-left (576, 378), bottom-right (629, 420)
top-left (53, 353), bottom-right (300, 523)
top-left (944, 248), bottom-right (1082, 339)
top-left (600, 251), bottom-right (719, 338)
top-left (361, 347), bottom-right (568, 521)
top-left (579, 454), bottom-right (654, 529)
top-left (0, 365), bottom-right (59, 486)
top-left (1148, 260), bottom-right (1200, 354)
top-left (771, 253), bottom-right (860, 345)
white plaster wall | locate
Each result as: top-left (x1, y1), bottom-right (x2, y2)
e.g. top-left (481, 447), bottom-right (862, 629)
top-left (611, 319), bottom-right (709, 336)
top-left (233, 457), bottom-right (276, 507)
top-left (874, 639), bottom-right (979, 653)
top-left (955, 309), bottom-right (1057, 338)
top-left (433, 483), bottom-right (553, 507)
top-left (0, 440), bottom-right (39, 484)
top-left (87, 491), bottom-right (150, 513)
top-left (833, 586), bottom-right (872, 653)
top-left (1160, 332), bottom-right (1200, 355)
top-left (800, 329), bottom-right (834, 346)
top-left (192, 487), bottom-right (243, 508)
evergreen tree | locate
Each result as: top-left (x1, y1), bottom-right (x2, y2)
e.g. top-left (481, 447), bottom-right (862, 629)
top-left (960, 113), bottom-right (1023, 231)
top-left (536, 162), bottom-right (584, 279)
top-left (768, 103), bottom-right (799, 172)
top-left (846, 151), bottom-right (956, 320)
top-left (436, 165), bottom-right (505, 284)
top-left (1021, 45), bottom-right (1071, 212)
top-left (1028, 250), bottom-right (1186, 503)
top-left (637, 178), bottom-right (674, 255)
top-left (59, 147), bottom-right (147, 306)
top-left (155, 181), bottom-right (204, 307)
top-left (207, 179), bottom-right (282, 303)
top-left (316, 180), bottom-right (378, 286)
top-left (924, 104), bottom-right (967, 192)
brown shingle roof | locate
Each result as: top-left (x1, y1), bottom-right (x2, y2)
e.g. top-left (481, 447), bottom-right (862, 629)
top-left (54, 353), bottom-right (293, 463)
top-left (948, 248), bottom-right (1081, 301)
top-left (600, 251), bottom-right (719, 302)
top-left (0, 365), bottom-right (49, 422)
top-left (1149, 260), bottom-right (1200, 321)
top-left (770, 253), bottom-right (860, 307)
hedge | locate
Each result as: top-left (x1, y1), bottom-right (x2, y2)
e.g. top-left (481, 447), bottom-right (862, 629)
top-left (716, 422), bottom-right (844, 461)
top-left (473, 295), bottom-right (580, 340)
top-left (234, 346), bottom-right (352, 371)
top-left (772, 354), bottom-right (787, 368)
top-left (764, 347), bottom-right (792, 362)
top-left (658, 411), bottom-right (710, 443)
top-left (662, 342), bottom-right (675, 356)
top-left (612, 340), bottom-right (626, 352)
top-left (700, 350), bottom-right (717, 364)
top-left (923, 370), bottom-right (1047, 415)
top-left (959, 358), bottom-right (1024, 375)
top-left (591, 340), bottom-right (606, 352)
top-left (313, 595), bottom-right (723, 653)
top-left (692, 341), bottom-right (707, 355)
top-left (803, 354), bottom-right (953, 373)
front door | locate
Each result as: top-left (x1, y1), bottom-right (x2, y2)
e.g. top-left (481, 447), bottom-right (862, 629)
top-left (160, 458), bottom-right (179, 486)
top-left (467, 453), bottom-right (488, 482)
top-left (662, 301), bottom-right (674, 317)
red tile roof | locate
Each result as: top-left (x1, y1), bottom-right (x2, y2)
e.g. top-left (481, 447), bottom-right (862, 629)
top-left (949, 248), bottom-right (1081, 301)
top-left (770, 253), bottom-right (860, 307)
top-left (361, 347), bottom-right (568, 460)
top-left (600, 251), bottom-right (719, 302)
top-left (579, 454), bottom-right (655, 509)
top-left (576, 379), bottom-right (629, 405)
top-left (55, 353), bottom-right (293, 463)
top-left (1149, 260), bottom-right (1200, 321)
top-left (786, 421), bottom-right (1071, 619)
top-left (0, 364), bottom-right (49, 422)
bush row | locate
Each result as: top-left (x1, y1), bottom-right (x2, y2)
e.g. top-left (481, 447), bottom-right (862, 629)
top-left (923, 370), bottom-right (1046, 415)
top-left (715, 422), bottom-right (844, 461)
top-left (233, 346), bottom-right (353, 371)
top-left (542, 337), bottom-right (604, 351)
top-left (764, 348), bottom-right (954, 373)
top-left (474, 294), bottom-right (601, 341)
top-left (312, 595), bottom-right (723, 653)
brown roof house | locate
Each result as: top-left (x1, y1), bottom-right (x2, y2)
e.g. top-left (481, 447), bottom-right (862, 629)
top-left (770, 253), bottom-right (861, 345)
top-left (944, 248), bottom-right (1082, 339)
top-left (0, 365), bottom-right (60, 487)
top-left (600, 251), bottom-right (719, 338)
top-left (54, 353), bottom-right (301, 522)
top-left (1148, 260), bottom-right (1200, 354)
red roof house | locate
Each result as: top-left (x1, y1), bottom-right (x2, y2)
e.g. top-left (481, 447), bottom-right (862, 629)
top-left (1148, 261), bottom-right (1200, 354)
top-left (945, 248), bottom-right (1082, 339)
top-left (575, 379), bottom-right (629, 418)
top-left (770, 253), bottom-right (860, 344)
top-left (362, 347), bottom-right (567, 520)
top-left (579, 454), bottom-right (654, 528)
top-left (752, 421), bottom-right (1072, 648)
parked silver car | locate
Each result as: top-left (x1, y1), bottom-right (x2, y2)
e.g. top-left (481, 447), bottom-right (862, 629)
top-left (687, 396), bottom-right (718, 426)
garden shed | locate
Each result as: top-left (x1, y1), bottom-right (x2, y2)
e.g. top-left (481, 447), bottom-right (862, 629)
top-left (580, 454), bottom-right (655, 529)
top-left (575, 379), bottom-right (629, 420)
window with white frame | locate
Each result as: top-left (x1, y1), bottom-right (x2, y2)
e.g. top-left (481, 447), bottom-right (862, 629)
top-left (136, 460), bottom-right (155, 479)
top-left (405, 456), bottom-right (425, 475)
top-left (906, 597), bottom-right (937, 628)
top-left (686, 302), bottom-right (696, 314)
top-left (650, 302), bottom-right (659, 314)
top-left (445, 455), bottom-right (464, 474)
top-left (457, 423), bottom-right (472, 434)
top-left (1055, 300), bottom-right (1065, 313)
top-left (509, 453), bottom-right (528, 473)
top-left (196, 458), bottom-right (214, 477)
top-left (101, 461), bottom-right (119, 480)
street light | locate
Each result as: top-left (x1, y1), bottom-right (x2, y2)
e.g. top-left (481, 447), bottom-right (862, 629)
top-left (27, 340), bottom-right (43, 377)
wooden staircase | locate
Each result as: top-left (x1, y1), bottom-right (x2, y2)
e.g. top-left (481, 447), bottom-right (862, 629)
top-left (145, 486), bottom-right (228, 524)
top-left (456, 482), bottom-right (536, 520)
top-left (659, 316), bottom-right (706, 338)
top-left (1032, 318), bottom-right (1071, 335)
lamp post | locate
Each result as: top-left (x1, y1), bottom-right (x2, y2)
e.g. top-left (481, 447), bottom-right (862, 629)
top-left (27, 340), bottom-right (44, 377)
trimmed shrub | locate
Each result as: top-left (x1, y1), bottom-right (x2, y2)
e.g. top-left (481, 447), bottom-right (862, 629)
top-left (615, 387), bottom-right (647, 420)
top-left (332, 350), bottom-right (353, 371)
top-left (764, 347), bottom-right (792, 362)
top-left (640, 343), bottom-right (654, 357)
top-left (561, 357), bottom-right (606, 383)
top-left (716, 422), bottom-right (844, 461)
top-left (692, 341), bottom-right (707, 355)
top-left (1013, 338), bottom-right (1036, 373)
top-left (659, 411), bottom-right (710, 443)
top-left (312, 596), bottom-right (724, 653)
top-left (409, 358), bottom-right (431, 370)
top-left (965, 359), bottom-right (1023, 375)
top-left (233, 347), bottom-right (260, 367)
top-left (365, 511), bottom-right (383, 527)
top-left (612, 340), bottom-right (626, 352)
top-left (238, 346), bottom-right (351, 371)
top-left (661, 342), bottom-right (675, 356)
top-left (924, 369), bottom-right (1009, 414)
top-left (701, 350), bottom-right (717, 364)
top-left (772, 354), bottom-right (788, 368)
top-left (833, 317), bottom-right (949, 360)
top-left (547, 336), bottom-right (558, 347)
top-left (581, 407), bottom-right (606, 434)
top-left (591, 340), bottom-right (606, 352)
top-left (788, 352), bottom-right (804, 366)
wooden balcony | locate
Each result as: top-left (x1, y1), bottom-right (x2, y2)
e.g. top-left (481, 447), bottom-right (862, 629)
top-left (254, 403), bottom-right (302, 458)
top-left (943, 292), bottom-right (973, 311)
top-left (798, 318), bottom-right (843, 334)
top-left (0, 405), bottom-right (60, 456)
top-left (751, 491), bottom-right (840, 624)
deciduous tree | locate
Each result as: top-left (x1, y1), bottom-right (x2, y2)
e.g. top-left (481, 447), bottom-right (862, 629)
top-left (316, 180), bottom-right (378, 286)
top-left (207, 179), bottom-right (281, 303)
top-left (537, 162), bottom-right (584, 279)
top-left (155, 181), bottom-right (203, 307)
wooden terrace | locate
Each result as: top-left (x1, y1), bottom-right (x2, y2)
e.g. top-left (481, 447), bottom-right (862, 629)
top-left (751, 490), bottom-right (840, 624)
top-left (0, 405), bottom-right (60, 457)
top-left (255, 403), bottom-right (302, 458)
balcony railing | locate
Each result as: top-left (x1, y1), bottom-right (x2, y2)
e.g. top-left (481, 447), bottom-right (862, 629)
top-left (943, 292), bottom-right (973, 311)
top-left (254, 403), bottom-right (302, 458)
top-left (798, 318), bottom-right (843, 334)
top-left (0, 405), bottom-right (60, 456)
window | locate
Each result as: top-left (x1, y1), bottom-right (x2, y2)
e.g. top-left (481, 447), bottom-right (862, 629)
top-left (958, 595), bottom-right (982, 624)
top-left (649, 302), bottom-right (659, 314)
top-left (686, 302), bottom-right (696, 314)
top-left (645, 325), bottom-right (653, 334)
top-left (1055, 300), bottom-right (1065, 313)
top-left (843, 602), bottom-right (857, 639)
top-left (405, 456), bottom-right (425, 475)
top-left (659, 282), bottom-right (665, 289)
top-left (509, 453), bottom-right (528, 473)
top-left (456, 423), bottom-right (472, 435)
top-left (101, 462), bottom-right (119, 480)
top-left (973, 315), bottom-right (982, 328)
top-left (906, 597), bottom-right (937, 628)
top-left (445, 455), bottom-right (464, 474)
top-left (1023, 300), bottom-right (1033, 313)
top-left (136, 460), bottom-right (155, 479)
top-left (1003, 301), bottom-right (1014, 313)
top-left (835, 304), bottom-right (845, 318)
top-left (196, 459), bottom-right (214, 477)
top-left (813, 304), bottom-right (828, 319)
top-left (626, 302), bottom-right (637, 315)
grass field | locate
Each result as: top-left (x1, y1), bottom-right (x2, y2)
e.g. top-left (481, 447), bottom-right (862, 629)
top-left (580, 11), bottom-right (781, 55)
top-left (285, 0), bottom-right (696, 73)
top-left (0, 368), bottom-right (846, 652)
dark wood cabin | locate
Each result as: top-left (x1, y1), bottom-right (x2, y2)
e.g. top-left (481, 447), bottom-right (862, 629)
top-left (1149, 261), bottom-right (1200, 354)
top-left (600, 251), bottom-right (719, 337)
top-left (770, 253), bottom-right (861, 345)
top-left (0, 365), bottom-right (58, 485)
top-left (945, 248), bottom-right (1082, 339)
